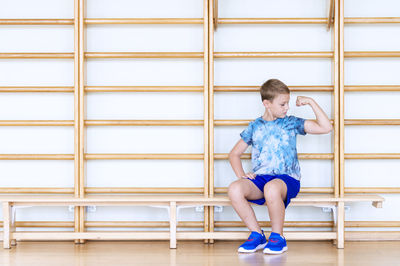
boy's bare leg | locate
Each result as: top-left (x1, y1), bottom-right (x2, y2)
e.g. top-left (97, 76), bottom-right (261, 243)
top-left (228, 179), bottom-right (264, 234)
top-left (264, 179), bottom-right (288, 235)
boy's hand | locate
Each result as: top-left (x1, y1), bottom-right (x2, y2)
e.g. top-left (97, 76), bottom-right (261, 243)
top-left (296, 96), bottom-right (314, 106)
top-left (241, 172), bottom-right (256, 179)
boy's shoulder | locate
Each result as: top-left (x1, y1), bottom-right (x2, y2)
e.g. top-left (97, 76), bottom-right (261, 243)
top-left (285, 115), bottom-right (306, 122)
top-left (247, 117), bottom-right (266, 127)
top-left (282, 116), bottom-right (307, 128)
top-left (247, 116), bottom-right (306, 130)
top-left (249, 115), bottom-right (305, 124)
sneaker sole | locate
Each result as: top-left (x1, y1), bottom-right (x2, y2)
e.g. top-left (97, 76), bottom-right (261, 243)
top-left (263, 246), bottom-right (288, 254)
top-left (238, 243), bottom-right (267, 253)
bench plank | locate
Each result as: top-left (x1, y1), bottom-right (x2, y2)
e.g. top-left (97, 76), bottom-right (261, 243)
top-left (1, 194), bottom-right (384, 249)
top-left (0, 194), bottom-right (384, 207)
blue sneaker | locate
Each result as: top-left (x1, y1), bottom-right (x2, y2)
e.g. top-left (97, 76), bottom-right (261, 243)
top-left (263, 232), bottom-right (288, 254)
top-left (238, 231), bottom-right (267, 253)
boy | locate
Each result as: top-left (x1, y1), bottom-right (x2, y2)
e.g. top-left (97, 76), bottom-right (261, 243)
top-left (228, 79), bottom-right (332, 254)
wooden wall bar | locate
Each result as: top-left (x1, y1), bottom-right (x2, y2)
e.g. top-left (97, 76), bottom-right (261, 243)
top-left (208, 0), bottom-right (214, 243)
top-left (1, 17), bottom-right (399, 25)
top-left (85, 86), bottom-right (204, 92)
top-left (0, 86), bottom-right (74, 92)
top-left (339, 0), bottom-right (345, 198)
top-left (0, 19), bottom-right (74, 25)
top-left (339, 0), bottom-right (400, 220)
top-left (3, 85), bottom-right (400, 93)
top-left (2, 51), bottom-right (400, 59)
top-left (78, 0), bottom-right (86, 243)
top-left (203, 0), bottom-right (211, 239)
top-left (0, 0), bottom-right (399, 238)
top-left (1, 186), bottom-right (399, 195)
top-left (1, 220), bottom-right (399, 228)
top-left (73, 0), bottom-right (82, 243)
top-left (1, 119), bottom-right (399, 127)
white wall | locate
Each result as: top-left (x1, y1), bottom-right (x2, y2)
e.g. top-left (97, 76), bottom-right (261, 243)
top-left (0, 0), bottom-right (399, 232)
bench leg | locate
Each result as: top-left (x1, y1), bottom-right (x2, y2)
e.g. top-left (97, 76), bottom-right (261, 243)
top-left (79, 207), bottom-right (86, 244)
top-left (74, 207), bottom-right (80, 244)
top-left (336, 202), bottom-right (345, 249)
top-left (11, 206), bottom-right (17, 246)
top-left (209, 207), bottom-right (214, 244)
top-left (3, 202), bottom-right (11, 249)
top-left (170, 202), bottom-right (177, 249)
top-left (204, 206), bottom-right (209, 244)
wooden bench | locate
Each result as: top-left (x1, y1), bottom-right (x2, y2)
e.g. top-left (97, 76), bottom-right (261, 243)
top-left (1, 194), bottom-right (384, 249)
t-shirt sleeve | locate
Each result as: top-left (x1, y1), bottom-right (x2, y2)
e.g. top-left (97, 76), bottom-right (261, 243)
top-left (240, 121), bottom-right (254, 145)
top-left (288, 116), bottom-right (307, 136)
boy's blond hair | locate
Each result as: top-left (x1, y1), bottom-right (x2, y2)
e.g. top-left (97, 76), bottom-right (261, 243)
top-left (260, 79), bottom-right (290, 102)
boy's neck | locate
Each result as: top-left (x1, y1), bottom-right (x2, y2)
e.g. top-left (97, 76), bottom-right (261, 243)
top-left (262, 110), bottom-right (278, 121)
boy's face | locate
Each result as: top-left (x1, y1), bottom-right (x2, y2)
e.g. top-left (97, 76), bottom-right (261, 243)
top-left (263, 93), bottom-right (290, 118)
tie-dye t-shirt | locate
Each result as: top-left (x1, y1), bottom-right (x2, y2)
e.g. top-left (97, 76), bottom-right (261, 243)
top-left (240, 116), bottom-right (306, 181)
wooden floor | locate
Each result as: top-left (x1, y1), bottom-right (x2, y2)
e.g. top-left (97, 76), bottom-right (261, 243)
top-left (1, 240), bottom-right (400, 266)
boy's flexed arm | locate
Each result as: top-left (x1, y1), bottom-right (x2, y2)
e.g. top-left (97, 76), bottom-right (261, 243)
top-left (229, 139), bottom-right (256, 179)
top-left (296, 96), bottom-right (333, 134)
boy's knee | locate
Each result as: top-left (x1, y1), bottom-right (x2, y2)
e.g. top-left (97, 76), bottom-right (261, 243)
top-left (228, 181), bottom-right (245, 199)
top-left (264, 183), bottom-right (284, 201)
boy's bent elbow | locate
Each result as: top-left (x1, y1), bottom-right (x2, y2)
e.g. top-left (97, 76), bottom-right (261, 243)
top-left (325, 124), bottom-right (334, 133)
top-left (229, 150), bottom-right (242, 159)
top-left (318, 122), bottom-right (333, 134)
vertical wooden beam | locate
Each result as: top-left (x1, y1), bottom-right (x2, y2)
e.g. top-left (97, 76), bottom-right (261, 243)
top-left (333, 0), bottom-right (340, 198)
top-left (208, 0), bottom-right (215, 244)
top-left (339, 0), bottom-right (345, 198)
top-left (202, 0), bottom-right (210, 244)
top-left (73, 0), bottom-right (81, 244)
top-left (169, 202), bottom-right (177, 249)
top-left (2, 202), bottom-right (11, 249)
top-left (338, 0), bottom-right (346, 248)
top-left (79, 0), bottom-right (85, 200)
top-left (73, 1), bottom-right (80, 197)
top-left (78, 0), bottom-right (86, 244)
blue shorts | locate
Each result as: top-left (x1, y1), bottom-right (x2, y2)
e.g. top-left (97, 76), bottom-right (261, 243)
top-left (247, 174), bottom-right (300, 208)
